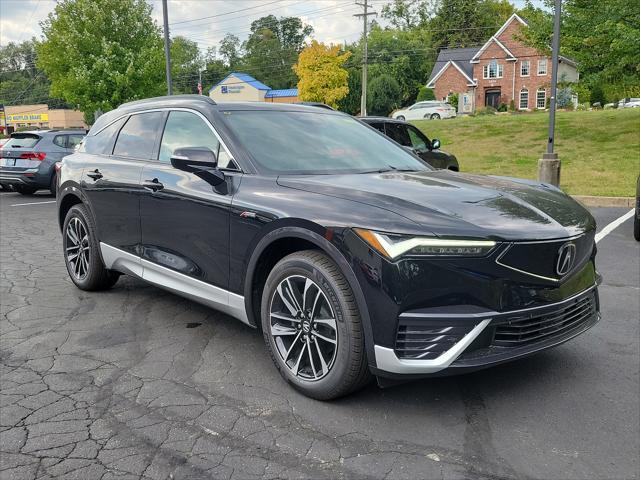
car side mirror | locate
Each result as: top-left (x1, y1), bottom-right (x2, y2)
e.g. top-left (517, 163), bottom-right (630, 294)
top-left (431, 139), bottom-right (441, 150)
top-left (171, 147), bottom-right (225, 186)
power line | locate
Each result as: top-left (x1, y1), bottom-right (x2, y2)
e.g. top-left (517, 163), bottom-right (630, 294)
top-left (169, 0), bottom-right (287, 26)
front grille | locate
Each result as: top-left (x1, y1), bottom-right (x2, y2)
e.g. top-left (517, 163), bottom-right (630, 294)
top-left (493, 292), bottom-right (596, 346)
top-left (395, 323), bottom-right (473, 359)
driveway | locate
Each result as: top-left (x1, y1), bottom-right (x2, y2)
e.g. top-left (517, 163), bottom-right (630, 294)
top-left (1, 192), bottom-right (638, 480)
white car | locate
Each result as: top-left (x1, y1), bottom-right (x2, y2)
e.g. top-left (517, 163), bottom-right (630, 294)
top-left (392, 101), bottom-right (457, 121)
top-left (619, 98), bottom-right (640, 108)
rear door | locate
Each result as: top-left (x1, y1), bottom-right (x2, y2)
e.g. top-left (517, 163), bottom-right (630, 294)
top-left (139, 109), bottom-right (238, 289)
top-left (81, 112), bottom-right (165, 255)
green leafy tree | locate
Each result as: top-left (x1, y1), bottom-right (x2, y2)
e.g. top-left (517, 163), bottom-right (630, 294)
top-left (337, 65), bottom-right (362, 114)
top-left (416, 86), bottom-right (436, 101)
top-left (219, 33), bottom-right (242, 69)
top-left (293, 41), bottom-right (351, 108)
top-left (171, 36), bottom-right (202, 94)
top-left (381, 0), bottom-right (432, 30)
top-left (367, 73), bottom-right (402, 116)
top-left (37, 0), bottom-right (165, 118)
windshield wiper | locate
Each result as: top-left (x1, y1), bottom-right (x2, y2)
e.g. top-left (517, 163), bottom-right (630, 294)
top-left (358, 166), bottom-right (420, 174)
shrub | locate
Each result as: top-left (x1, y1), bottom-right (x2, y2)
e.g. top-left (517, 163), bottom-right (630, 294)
top-left (576, 103), bottom-right (587, 111)
top-left (476, 106), bottom-right (497, 116)
top-left (367, 74), bottom-right (402, 116)
top-left (416, 86), bottom-right (435, 102)
top-left (497, 103), bottom-right (508, 112)
top-left (590, 84), bottom-right (606, 106)
top-left (509, 99), bottom-right (515, 111)
top-left (447, 93), bottom-right (459, 110)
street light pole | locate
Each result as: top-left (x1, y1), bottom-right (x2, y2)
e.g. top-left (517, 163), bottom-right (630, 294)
top-left (162, 0), bottom-right (173, 96)
top-left (538, 0), bottom-right (562, 186)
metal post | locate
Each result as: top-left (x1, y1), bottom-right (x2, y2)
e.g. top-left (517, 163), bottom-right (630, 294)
top-left (547, 0), bottom-right (562, 153)
top-left (539, 0), bottom-right (562, 186)
top-left (162, 0), bottom-right (173, 96)
top-left (354, 1), bottom-right (376, 116)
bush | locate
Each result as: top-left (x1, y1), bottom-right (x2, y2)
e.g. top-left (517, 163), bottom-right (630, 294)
top-left (497, 103), bottom-right (508, 112)
top-left (509, 99), bottom-right (515, 111)
top-left (590, 84), bottom-right (606, 106)
top-left (367, 74), bottom-right (402, 116)
top-left (576, 103), bottom-right (587, 110)
top-left (416, 86), bottom-right (435, 102)
top-left (447, 93), bottom-right (459, 110)
top-left (476, 106), bottom-right (497, 116)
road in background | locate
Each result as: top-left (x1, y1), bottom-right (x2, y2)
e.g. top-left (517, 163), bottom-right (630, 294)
top-left (1, 192), bottom-right (638, 480)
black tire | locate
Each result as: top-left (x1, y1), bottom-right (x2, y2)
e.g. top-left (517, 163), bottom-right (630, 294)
top-left (430, 113), bottom-right (441, 120)
top-left (63, 204), bottom-right (120, 291)
top-left (50, 173), bottom-right (58, 197)
top-left (261, 250), bottom-right (371, 400)
top-left (634, 210), bottom-right (639, 241)
top-left (396, 115), bottom-right (405, 121)
top-left (15, 185), bottom-right (37, 195)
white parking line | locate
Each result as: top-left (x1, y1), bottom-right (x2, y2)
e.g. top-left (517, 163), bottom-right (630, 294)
top-left (10, 200), bottom-right (57, 207)
top-left (595, 209), bottom-right (635, 243)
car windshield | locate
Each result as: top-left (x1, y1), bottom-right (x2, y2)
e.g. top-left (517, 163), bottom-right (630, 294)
top-left (3, 134), bottom-right (41, 149)
top-left (221, 110), bottom-right (431, 175)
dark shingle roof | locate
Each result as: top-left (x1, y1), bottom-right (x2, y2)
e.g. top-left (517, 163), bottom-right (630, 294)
top-left (427, 47), bottom-right (480, 85)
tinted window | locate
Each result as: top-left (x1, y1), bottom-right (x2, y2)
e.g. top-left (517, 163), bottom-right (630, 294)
top-left (4, 134), bottom-right (40, 149)
top-left (82, 117), bottom-right (126, 155)
top-left (113, 112), bottom-right (165, 159)
top-left (386, 123), bottom-right (411, 147)
top-left (407, 125), bottom-right (429, 151)
top-left (159, 111), bottom-right (234, 168)
top-left (53, 135), bottom-right (67, 148)
top-left (222, 111), bottom-right (429, 174)
top-left (67, 134), bottom-right (84, 150)
top-left (368, 122), bottom-right (386, 134)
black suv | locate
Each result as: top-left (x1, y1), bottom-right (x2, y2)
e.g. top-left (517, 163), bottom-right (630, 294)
top-left (360, 117), bottom-right (459, 171)
top-left (58, 96), bottom-right (600, 400)
top-left (0, 130), bottom-right (85, 195)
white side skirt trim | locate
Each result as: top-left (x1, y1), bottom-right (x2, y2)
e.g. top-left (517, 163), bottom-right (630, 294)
top-left (99, 243), bottom-right (250, 325)
top-left (374, 319), bottom-right (492, 374)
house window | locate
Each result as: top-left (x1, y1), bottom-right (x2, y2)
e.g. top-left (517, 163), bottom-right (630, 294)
top-left (537, 59), bottom-right (548, 75)
top-left (521, 60), bottom-right (530, 77)
top-left (536, 88), bottom-right (546, 109)
top-left (483, 62), bottom-right (503, 79)
top-left (519, 88), bottom-right (529, 109)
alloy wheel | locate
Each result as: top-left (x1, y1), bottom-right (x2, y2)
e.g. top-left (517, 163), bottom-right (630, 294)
top-left (269, 275), bottom-right (338, 381)
top-left (65, 217), bottom-right (90, 280)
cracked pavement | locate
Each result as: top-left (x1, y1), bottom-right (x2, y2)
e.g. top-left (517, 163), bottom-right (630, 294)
top-left (1, 193), bottom-right (638, 480)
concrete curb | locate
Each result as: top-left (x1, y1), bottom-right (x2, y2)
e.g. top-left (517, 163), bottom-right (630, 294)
top-left (572, 195), bottom-right (635, 208)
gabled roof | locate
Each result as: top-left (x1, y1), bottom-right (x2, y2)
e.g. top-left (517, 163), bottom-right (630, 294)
top-left (427, 47), bottom-right (479, 87)
top-left (470, 13), bottom-right (527, 63)
top-left (265, 88), bottom-right (298, 98)
top-left (209, 72), bottom-right (271, 93)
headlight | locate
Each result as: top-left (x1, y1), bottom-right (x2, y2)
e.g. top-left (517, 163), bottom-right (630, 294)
top-left (354, 229), bottom-right (496, 260)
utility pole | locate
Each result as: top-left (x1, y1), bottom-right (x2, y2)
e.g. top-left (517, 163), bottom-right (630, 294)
top-left (538, 0), bottom-right (562, 186)
top-left (354, 0), bottom-right (376, 116)
top-left (162, 0), bottom-right (173, 96)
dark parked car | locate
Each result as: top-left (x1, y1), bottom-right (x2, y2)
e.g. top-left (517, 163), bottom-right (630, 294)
top-left (0, 130), bottom-right (84, 195)
top-left (360, 117), bottom-right (459, 171)
top-left (634, 176), bottom-right (639, 241)
top-left (57, 96), bottom-right (601, 400)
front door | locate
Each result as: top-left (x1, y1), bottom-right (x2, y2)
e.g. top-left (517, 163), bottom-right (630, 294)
top-left (139, 110), bottom-right (238, 290)
top-left (485, 90), bottom-right (501, 109)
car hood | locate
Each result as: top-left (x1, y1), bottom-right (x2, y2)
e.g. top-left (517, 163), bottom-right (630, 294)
top-left (277, 170), bottom-right (595, 240)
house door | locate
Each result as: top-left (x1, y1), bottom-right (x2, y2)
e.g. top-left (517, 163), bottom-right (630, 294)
top-left (485, 90), bottom-right (501, 108)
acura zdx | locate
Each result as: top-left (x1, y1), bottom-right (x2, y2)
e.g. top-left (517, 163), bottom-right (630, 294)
top-left (57, 95), bottom-right (601, 400)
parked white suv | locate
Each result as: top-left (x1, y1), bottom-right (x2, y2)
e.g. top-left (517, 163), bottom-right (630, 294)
top-left (619, 98), bottom-right (640, 108)
top-left (392, 101), bottom-right (457, 121)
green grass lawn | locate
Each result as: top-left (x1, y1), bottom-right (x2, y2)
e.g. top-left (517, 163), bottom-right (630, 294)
top-left (412, 108), bottom-right (640, 197)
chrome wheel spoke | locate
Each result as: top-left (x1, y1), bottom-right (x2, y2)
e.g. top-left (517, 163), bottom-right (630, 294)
top-left (276, 283), bottom-right (299, 316)
top-left (314, 317), bottom-right (336, 329)
top-left (291, 342), bottom-right (307, 376)
top-left (313, 331), bottom-right (337, 345)
top-left (285, 278), bottom-right (304, 313)
top-left (306, 338), bottom-right (318, 378)
top-left (314, 339), bottom-right (328, 376)
top-left (271, 324), bottom-right (298, 337)
top-left (66, 217), bottom-right (90, 280)
top-left (270, 312), bottom-right (300, 323)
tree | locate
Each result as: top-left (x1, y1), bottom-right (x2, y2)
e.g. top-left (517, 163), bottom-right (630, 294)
top-left (293, 41), bottom-right (351, 109)
top-left (37, 0), bottom-right (165, 118)
top-left (242, 15), bottom-right (313, 89)
top-left (171, 36), bottom-right (202, 94)
top-left (416, 86), bottom-right (436, 101)
top-left (219, 33), bottom-right (241, 68)
top-left (381, 0), bottom-right (432, 30)
top-left (367, 73), bottom-right (402, 115)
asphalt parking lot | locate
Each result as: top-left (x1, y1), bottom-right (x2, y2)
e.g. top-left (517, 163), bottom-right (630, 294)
top-left (1, 191), bottom-right (638, 480)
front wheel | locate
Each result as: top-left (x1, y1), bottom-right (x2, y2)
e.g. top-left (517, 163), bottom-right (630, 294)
top-left (63, 204), bottom-right (120, 291)
top-left (430, 113), bottom-right (441, 120)
top-left (396, 115), bottom-right (405, 121)
top-left (261, 250), bottom-right (371, 400)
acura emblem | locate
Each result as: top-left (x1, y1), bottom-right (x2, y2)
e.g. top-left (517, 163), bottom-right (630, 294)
top-left (556, 243), bottom-right (577, 276)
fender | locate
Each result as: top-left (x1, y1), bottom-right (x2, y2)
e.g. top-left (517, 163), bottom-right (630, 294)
top-left (243, 225), bottom-right (377, 366)
top-left (57, 181), bottom-right (92, 231)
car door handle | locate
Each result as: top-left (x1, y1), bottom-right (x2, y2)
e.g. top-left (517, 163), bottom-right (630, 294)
top-left (142, 178), bottom-right (164, 192)
top-left (86, 169), bottom-right (103, 180)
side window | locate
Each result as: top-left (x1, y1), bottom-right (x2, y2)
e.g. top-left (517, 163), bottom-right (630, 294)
top-left (386, 124), bottom-right (411, 147)
top-left (67, 135), bottom-right (84, 150)
top-left (82, 117), bottom-right (127, 155)
top-left (368, 122), bottom-right (386, 134)
top-left (113, 112), bottom-right (165, 159)
top-left (53, 135), bottom-right (67, 148)
top-left (407, 126), bottom-right (429, 151)
top-left (159, 111), bottom-right (235, 168)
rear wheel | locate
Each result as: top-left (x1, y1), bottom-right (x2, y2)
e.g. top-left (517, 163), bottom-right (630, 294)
top-left (430, 113), bottom-right (441, 120)
top-left (396, 115), bottom-right (405, 121)
top-left (63, 204), bottom-right (119, 291)
top-left (261, 250), bottom-right (371, 400)
top-left (15, 185), bottom-right (37, 195)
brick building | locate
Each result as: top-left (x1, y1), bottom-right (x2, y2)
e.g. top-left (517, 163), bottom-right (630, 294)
top-left (426, 14), bottom-right (578, 113)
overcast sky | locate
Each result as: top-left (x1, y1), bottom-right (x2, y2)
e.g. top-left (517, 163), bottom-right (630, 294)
top-left (0, 0), bottom-right (536, 53)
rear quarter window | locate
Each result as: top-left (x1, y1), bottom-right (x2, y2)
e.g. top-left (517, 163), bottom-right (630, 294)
top-left (81, 117), bottom-right (127, 155)
top-left (4, 134), bottom-right (41, 149)
top-left (53, 135), bottom-right (67, 148)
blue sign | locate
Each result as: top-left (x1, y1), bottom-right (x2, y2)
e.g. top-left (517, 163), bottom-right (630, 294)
top-left (221, 85), bottom-right (228, 94)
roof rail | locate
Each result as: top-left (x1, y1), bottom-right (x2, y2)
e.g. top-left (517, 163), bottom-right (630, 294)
top-left (117, 94), bottom-right (216, 109)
